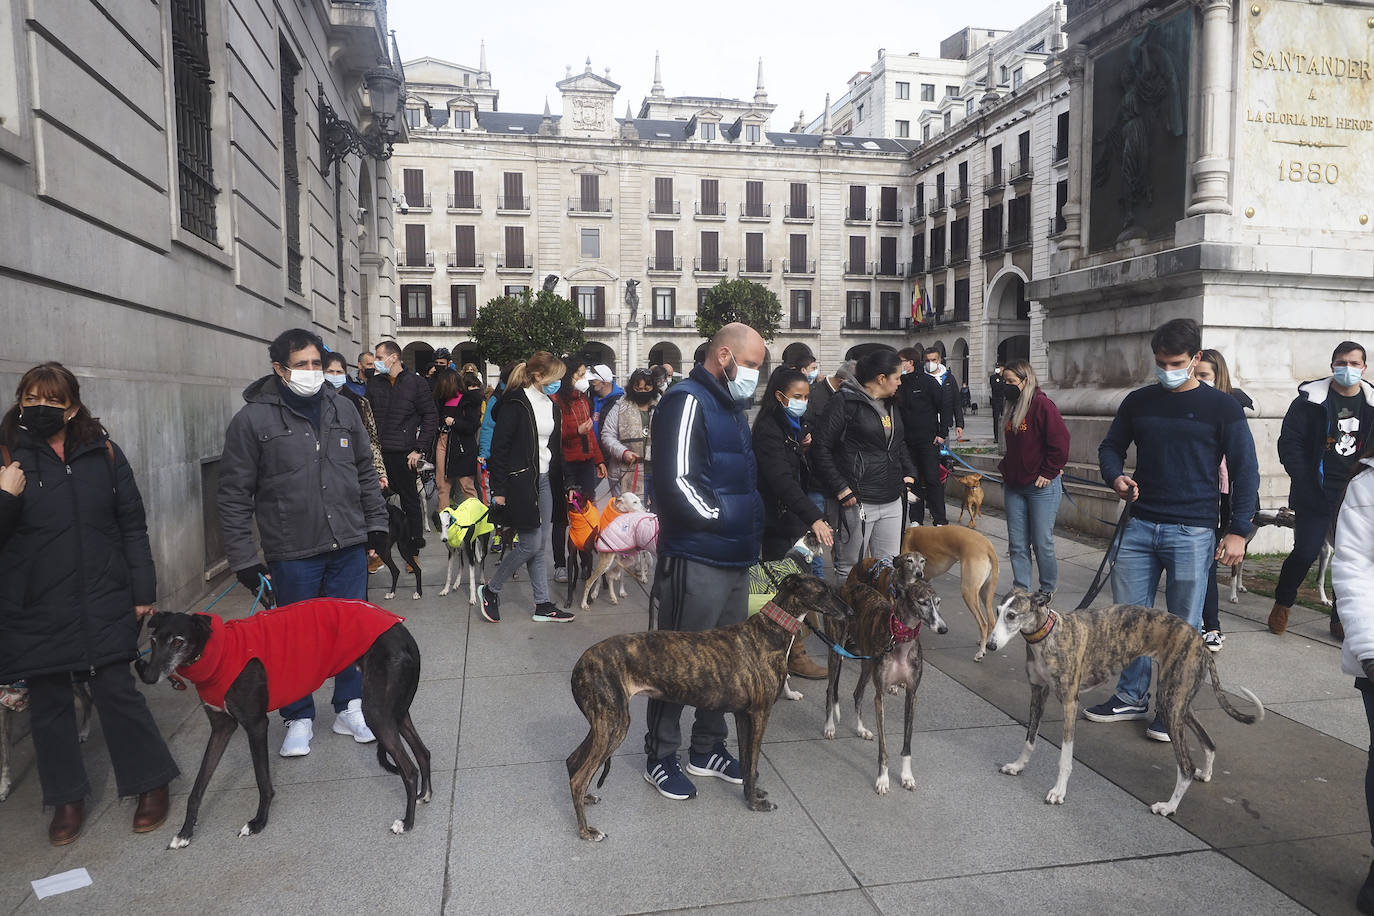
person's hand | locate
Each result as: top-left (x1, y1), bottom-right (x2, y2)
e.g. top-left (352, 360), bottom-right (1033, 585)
top-left (1113, 474), bottom-right (1139, 502)
top-left (811, 518), bottom-right (833, 548)
top-left (1034, 475), bottom-right (1052, 488)
top-left (1217, 533), bottom-right (1247, 566)
top-left (236, 564), bottom-right (271, 594)
top-left (477, 457), bottom-right (486, 469)
top-left (578, 419), bottom-right (594, 435)
top-left (837, 488), bottom-right (857, 508)
top-left (934, 436), bottom-right (945, 445)
top-left (367, 530), bottom-right (388, 556)
top-left (0, 462), bottom-right (24, 496)
top-left (493, 495), bottom-right (506, 506)
top-left (801, 433), bottom-right (812, 448)
top-left (407, 451), bottom-right (421, 470)
top-left (624, 451), bottom-right (637, 464)
top-left (955, 427), bottom-right (964, 441)
top-left (134, 604), bottom-right (155, 621)
top-left (379, 476), bottom-right (389, 491)
top-left (595, 463), bottom-right (607, 479)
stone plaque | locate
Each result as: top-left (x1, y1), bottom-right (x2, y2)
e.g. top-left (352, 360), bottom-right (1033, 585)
top-left (1238, 1), bottom-right (1374, 231)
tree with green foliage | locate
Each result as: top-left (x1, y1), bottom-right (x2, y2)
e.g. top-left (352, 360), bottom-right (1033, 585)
top-left (469, 288), bottom-right (586, 368)
top-left (695, 279), bottom-right (782, 342)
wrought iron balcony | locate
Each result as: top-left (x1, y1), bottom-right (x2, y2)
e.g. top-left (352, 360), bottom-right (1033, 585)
top-left (446, 193), bottom-right (481, 211)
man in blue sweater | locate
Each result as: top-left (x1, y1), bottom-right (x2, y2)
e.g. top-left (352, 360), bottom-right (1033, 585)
top-left (1086, 318), bottom-right (1259, 741)
top-left (642, 323), bottom-right (765, 801)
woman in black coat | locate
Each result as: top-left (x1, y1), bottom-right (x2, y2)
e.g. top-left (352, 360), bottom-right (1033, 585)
top-left (481, 351), bottom-right (572, 623)
top-left (752, 367), bottom-right (833, 561)
top-left (443, 370), bottom-right (485, 501)
top-left (0, 363), bottom-right (178, 845)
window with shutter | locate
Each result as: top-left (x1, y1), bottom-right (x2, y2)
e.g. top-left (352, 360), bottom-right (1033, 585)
top-left (848, 185), bottom-right (866, 220)
top-left (451, 285), bottom-right (476, 325)
top-left (700, 231), bottom-right (720, 270)
top-left (453, 170), bottom-right (475, 208)
top-left (593, 286), bottom-right (606, 325)
top-left (172, 0), bottom-right (217, 242)
top-left (701, 178), bottom-right (719, 215)
top-left (879, 236), bottom-right (897, 274)
top-left (880, 292), bottom-right (902, 329)
top-left (502, 172), bottom-right (524, 209)
top-left (655, 230), bottom-right (674, 269)
top-left (655, 177), bottom-right (674, 214)
top-left (745, 181), bottom-right (763, 217)
top-left (280, 42), bottom-right (303, 293)
top-left (404, 224), bottom-right (426, 267)
top-left (580, 174), bottom-right (600, 211)
top-left (879, 187), bottom-right (897, 222)
top-left (504, 226), bottom-right (525, 267)
top-left (789, 234), bottom-right (807, 273)
top-left (790, 290), bottom-right (811, 328)
top-left (454, 226), bottom-right (476, 267)
top-left (403, 169), bottom-right (425, 209)
top-left (846, 292), bottom-right (870, 328)
top-left (745, 233), bottom-right (764, 272)
top-left (848, 236), bottom-right (865, 274)
top-left (653, 288), bottom-right (675, 325)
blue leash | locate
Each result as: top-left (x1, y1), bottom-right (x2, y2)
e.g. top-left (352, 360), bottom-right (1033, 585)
top-left (136, 574), bottom-right (272, 660)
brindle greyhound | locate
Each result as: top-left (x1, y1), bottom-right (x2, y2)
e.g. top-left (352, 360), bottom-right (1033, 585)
top-left (985, 590), bottom-right (1264, 816)
top-left (826, 555), bottom-right (948, 794)
top-left (565, 573), bottom-right (853, 841)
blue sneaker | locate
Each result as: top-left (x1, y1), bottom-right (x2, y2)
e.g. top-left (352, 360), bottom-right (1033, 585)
top-left (1083, 694), bottom-right (1149, 723)
top-left (1145, 716), bottom-right (1171, 743)
top-left (685, 743), bottom-right (744, 785)
top-left (644, 755), bottom-right (697, 800)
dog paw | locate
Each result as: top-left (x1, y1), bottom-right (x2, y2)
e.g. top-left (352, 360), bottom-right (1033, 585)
top-left (384, 591), bottom-right (396, 600)
top-left (747, 797), bottom-right (777, 812)
top-left (1000, 763), bottom-right (1026, 776)
top-left (239, 823), bottom-right (252, 837)
top-left (583, 793), bottom-right (600, 806)
top-left (1150, 801), bottom-right (1177, 817)
top-left (783, 687), bottom-right (804, 701)
top-left (973, 648), bottom-right (987, 662)
top-left (580, 828), bottom-right (607, 842)
top-left (875, 773), bottom-right (890, 795)
top-left (0, 783), bottom-right (10, 802)
top-left (856, 727), bottom-right (874, 741)
top-left (1322, 597), bottom-right (1334, 608)
top-left (1044, 788), bottom-right (1066, 805)
top-left (168, 834), bottom-right (191, 849)
top-left (412, 592), bottom-right (422, 600)
top-left (1193, 768), bottom-right (1212, 783)
top-left (438, 587), bottom-right (450, 597)
top-left (822, 725), bottom-right (836, 739)
top-left (1228, 595), bottom-right (1240, 604)
top-left (390, 819), bottom-right (406, 835)
top-left (902, 775), bottom-right (917, 791)
top-left (1238, 584), bottom-right (1248, 594)
top-left (421, 789), bottom-right (433, 803)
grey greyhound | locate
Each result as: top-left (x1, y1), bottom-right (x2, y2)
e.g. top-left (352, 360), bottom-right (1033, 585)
top-left (985, 590), bottom-right (1264, 816)
top-left (565, 573), bottom-right (853, 842)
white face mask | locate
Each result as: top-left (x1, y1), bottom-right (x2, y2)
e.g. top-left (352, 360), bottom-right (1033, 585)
top-left (725, 351), bottom-right (760, 400)
top-left (574, 377), bottom-right (590, 393)
top-left (285, 369), bottom-right (325, 397)
top-left (925, 360), bottom-right (940, 373)
top-left (1199, 378), bottom-right (1215, 387)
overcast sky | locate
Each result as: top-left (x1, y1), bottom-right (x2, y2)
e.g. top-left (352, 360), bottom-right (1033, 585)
top-left (388, 0), bottom-right (1043, 130)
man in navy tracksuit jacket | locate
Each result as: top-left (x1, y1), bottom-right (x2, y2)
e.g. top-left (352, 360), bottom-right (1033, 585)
top-left (642, 323), bottom-right (766, 801)
top-left (1085, 319), bottom-right (1259, 740)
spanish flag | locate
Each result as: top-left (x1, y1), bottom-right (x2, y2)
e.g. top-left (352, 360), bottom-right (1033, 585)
top-left (911, 283), bottom-right (924, 323)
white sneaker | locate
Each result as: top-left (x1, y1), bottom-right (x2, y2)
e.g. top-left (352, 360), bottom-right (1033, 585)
top-left (332, 699), bottom-right (376, 743)
top-left (280, 719), bottom-right (313, 757)
top-left (554, 567), bottom-right (568, 583)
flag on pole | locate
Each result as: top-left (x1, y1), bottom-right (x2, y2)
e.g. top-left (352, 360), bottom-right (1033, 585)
top-left (911, 283), bottom-right (923, 323)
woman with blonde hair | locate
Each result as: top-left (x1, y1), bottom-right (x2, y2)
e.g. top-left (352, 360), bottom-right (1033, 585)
top-left (480, 351), bottom-right (574, 623)
top-left (997, 359), bottom-right (1070, 600)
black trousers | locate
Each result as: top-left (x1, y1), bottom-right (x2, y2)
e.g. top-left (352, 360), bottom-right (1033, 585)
top-left (383, 450), bottom-right (423, 540)
top-left (908, 440), bottom-right (947, 525)
top-left (28, 663), bottom-right (179, 806)
top-left (1274, 489), bottom-right (1344, 608)
top-left (990, 403), bottom-right (1003, 442)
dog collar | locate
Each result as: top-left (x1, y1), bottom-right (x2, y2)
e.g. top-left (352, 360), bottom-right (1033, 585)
top-left (888, 613), bottom-right (921, 645)
top-left (1022, 610), bottom-right (1059, 645)
top-left (759, 600), bottom-right (802, 634)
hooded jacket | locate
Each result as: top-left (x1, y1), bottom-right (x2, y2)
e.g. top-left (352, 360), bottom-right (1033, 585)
top-left (811, 380), bottom-right (916, 505)
top-left (1277, 377), bottom-right (1374, 513)
top-left (366, 367), bottom-right (440, 454)
top-left (218, 376), bottom-right (388, 571)
top-left (1332, 460), bottom-right (1374, 679)
top-left (487, 387), bottom-right (563, 532)
top-left (0, 431), bottom-right (155, 682)
top-left (177, 599), bottom-right (404, 711)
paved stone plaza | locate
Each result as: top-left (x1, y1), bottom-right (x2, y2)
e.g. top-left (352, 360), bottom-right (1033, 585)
top-left (0, 470), bottom-right (1365, 914)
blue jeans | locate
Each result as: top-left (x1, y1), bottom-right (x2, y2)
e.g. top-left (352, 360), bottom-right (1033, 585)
top-left (807, 491), bottom-right (827, 578)
top-left (1109, 517), bottom-right (1213, 707)
top-left (268, 543), bottom-right (367, 720)
top-left (1004, 477), bottom-right (1062, 593)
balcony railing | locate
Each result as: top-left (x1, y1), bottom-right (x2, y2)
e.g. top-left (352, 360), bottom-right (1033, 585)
top-left (646, 256), bottom-right (683, 272)
top-left (694, 201), bottom-right (727, 217)
top-left (789, 312), bottom-right (815, 329)
top-left (983, 170), bottom-right (1004, 193)
top-left (844, 314), bottom-right (872, 330)
top-left (446, 252), bottom-right (484, 269)
top-left (497, 195), bottom-right (530, 211)
top-left (877, 207), bottom-right (903, 224)
top-left (580, 309), bottom-right (606, 328)
top-left (1007, 223), bottom-right (1032, 249)
top-left (782, 259), bottom-right (816, 275)
top-left (1053, 141), bottom-right (1069, 164)
top-left (844, 260), bottom-right (874, 276)
top-left (929, 190), bottom-right (947, 214)
top-left (497, 254), bottom-right (533, 270)
top-left (446, 193), bottom-right (481, 210)
top-left (399, 250), bottom-right (434, 269)
top-left (784, 204), bottom-right (814, 220)
top-left (953, 304), bottom-right (971, 322)
top-left (651, 310), bottom-right (676, 327)
top-left (693, 257), bottom-right (728, 273)
top-left (951, 184), bottom-right (971, 208)
top-left (450, 310), bottom-right (476, 328)
top-left (649, 200), bottom-right (681, 216)
top-left (1048, 214), bottom-right (1067, 236)
top-left (845, 206), bottom-right (872, 223)
top-left (878, 313), bottom-right (905, 330)
top-left (930, 249), bottom-right (946, 269)
top-left (876, 261), bottom-right (903, 277)
top-left (569, 197), bottom-right (613, 214)
top-left (739, 202), bottom-right (772, 220)
top-left (981, 231), bottom-right (1004, 256)
top-left (909, 201), bottom-right (927, 224)
top-left (738, 258), bottom-right (773, 275)
top-left (402, 192), bottom-right (431, 211)
top-left (1009, 159), bottom-right (1033, 183)
top-left (400, 311), bottom-right (433, 327)
top-left (909, 255), bottom-right (925, 275)
top-left (949, 244), bottom-right (969, 265)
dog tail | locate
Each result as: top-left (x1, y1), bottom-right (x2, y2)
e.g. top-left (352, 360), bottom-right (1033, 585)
top-left (594, 756), bottom-right (612, 790)
top-left (1208, 656), bottom-right (1265, 724)
top-left (376, 743), bottom-right (401, 774)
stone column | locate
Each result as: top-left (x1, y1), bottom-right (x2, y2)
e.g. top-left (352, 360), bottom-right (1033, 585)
top-left (1185, 0), bottom-right (1234, 215)
top-left (1056, 47), bottom-right (1088, 258)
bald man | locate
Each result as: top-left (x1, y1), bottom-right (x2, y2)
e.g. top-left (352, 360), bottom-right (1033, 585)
top-left (642, 323), bottom-right (767, 800)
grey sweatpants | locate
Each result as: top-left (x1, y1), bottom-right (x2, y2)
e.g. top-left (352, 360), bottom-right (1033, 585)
top-left (833, 497), bottom-right (904, 583)
top-left (643, 556), bottom-right (750, 760)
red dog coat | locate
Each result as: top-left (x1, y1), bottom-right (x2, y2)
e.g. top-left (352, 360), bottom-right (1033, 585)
top-left (176, 598), bottom-right (405, 711)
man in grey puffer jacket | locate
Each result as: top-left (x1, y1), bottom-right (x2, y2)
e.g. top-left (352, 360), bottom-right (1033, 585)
top-left (218, 328), bottom-right (388, 758)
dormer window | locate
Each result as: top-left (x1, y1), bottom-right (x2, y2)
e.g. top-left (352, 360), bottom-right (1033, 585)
top-left (702, 122), bottom-right (716, 140)
top-left (745, 124), bottom-right (761, 142)
top-left (405, 107), bottom-right (423, 129)
top-left (452, 109), bottom-right (472, 129)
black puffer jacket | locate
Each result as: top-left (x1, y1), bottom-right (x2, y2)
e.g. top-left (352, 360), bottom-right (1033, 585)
top-left (897, 371), bottom-right (949, 444)
top-left (444, 393), bottom-right (483, 480)
top-left (488, 387), bottom-right (563, 532)
top-left (0, 431), bottom-right (155, 681)
top-left (752, 408), bottom-right (823, 561)
top-left (811, 380), bottom-right (916, 504)
top-left (366, 369), bottom-right (440, 453)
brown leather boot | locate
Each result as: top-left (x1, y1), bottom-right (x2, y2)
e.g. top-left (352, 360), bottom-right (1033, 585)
top-left (367, 555), bottom-right (384, 574)
top-left (788, 638), bottom-right (828, 680)
top-left (132, 784), bottom-right (169, 833)
top-left (1267, 602), bottom-right (1290, 635)
top-left (48, 800), bottom-right (84, 846)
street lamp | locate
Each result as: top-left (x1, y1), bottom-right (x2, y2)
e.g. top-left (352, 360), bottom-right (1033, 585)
top-left (318, 65), bottom-right (403, 174)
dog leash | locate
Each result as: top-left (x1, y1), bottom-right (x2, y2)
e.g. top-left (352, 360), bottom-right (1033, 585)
top-left (756, 561), bottom-right (872, 660)
top-left (1075, 502), bottom-right (1131, 610)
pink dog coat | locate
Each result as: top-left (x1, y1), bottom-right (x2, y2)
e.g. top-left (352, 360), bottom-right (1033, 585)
top-left (595, 510), bottom-right (658, 555)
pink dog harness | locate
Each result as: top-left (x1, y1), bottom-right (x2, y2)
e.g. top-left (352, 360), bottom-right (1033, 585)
top-left (595, 510), bottom-right (658, 555)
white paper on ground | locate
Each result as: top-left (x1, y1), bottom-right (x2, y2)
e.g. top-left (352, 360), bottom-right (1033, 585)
top-left (31, 867), bottom-right (92, 899)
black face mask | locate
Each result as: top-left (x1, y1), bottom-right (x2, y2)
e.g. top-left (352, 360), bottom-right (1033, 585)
top-left (20, 405), bottom-right (69, 439)
top-left (362, 368), bottom-right (376, 379)
top-left (628, 389), bottom-right (656, 406)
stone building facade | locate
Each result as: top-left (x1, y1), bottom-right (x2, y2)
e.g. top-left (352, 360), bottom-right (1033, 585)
top-left (0, 0), bottom-right (405, 608)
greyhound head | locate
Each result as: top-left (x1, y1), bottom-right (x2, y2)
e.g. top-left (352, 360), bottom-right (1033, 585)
top-left (612, 491), bottom-right (646, 514)
top-left (773, 574), bottom-right (853, 622)
top-left (892, 551), bottom-right (927, 583)
top-left (136, 612), bottom-right (212, 685)
top-left (984, 589), bottom-right (1052, 653)
top-left (901, 576), bottom-right (948, 635)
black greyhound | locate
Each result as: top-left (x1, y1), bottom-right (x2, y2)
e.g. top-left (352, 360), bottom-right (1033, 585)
top-left (138, 604), bottom-right (431, 847)
top-left (378, 502), bottom-right (423, 600)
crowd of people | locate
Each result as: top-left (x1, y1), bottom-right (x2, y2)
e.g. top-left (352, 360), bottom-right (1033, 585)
top-left (6, 317), bottom-right (1374, 914)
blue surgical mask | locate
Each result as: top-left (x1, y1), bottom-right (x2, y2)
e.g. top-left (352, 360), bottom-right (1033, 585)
top-left (806, 368), bottom-right (819, 383)
top-left (1154, 365), bottom-right (1192, 389)
top-left (1334, 366), bottom-right (1364, 388)
top-left (785, 398), bottom-right (808, 418)
top-left (725, 351), bottom-right (759, 400)
top-left (542, 380), bottom-right (562, 396)
top-left (325, 374), bottom-right (347, 388)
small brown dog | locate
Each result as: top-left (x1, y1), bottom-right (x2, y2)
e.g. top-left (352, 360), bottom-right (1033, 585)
top-left (956, 473), bottom-right (983, 528)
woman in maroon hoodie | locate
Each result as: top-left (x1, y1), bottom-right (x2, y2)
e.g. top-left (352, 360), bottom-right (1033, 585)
top-left (997, 359), bottom-right (1070, 600)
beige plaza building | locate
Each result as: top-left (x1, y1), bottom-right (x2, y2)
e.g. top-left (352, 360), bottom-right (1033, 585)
top-left (384, 7), bottom-right (1069, 400)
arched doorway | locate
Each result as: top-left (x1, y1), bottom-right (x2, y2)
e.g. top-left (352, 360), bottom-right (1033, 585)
top-left (454, 343), bottom-right (482, 375)
top-left (997, 335), bottom-right (1031, 363)
top-left (647, 341), bottom-right (682, 371)
top-left (984, 268), bottom-right (1032, 395)
top-left (402, 341), bottom-right (435, 375)
top-left (951, 338), bottom-right (970, 386)
top-left (579, 341), bottom-right (616, 376)
top-left (693, 341), bottom-right (709, 366)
